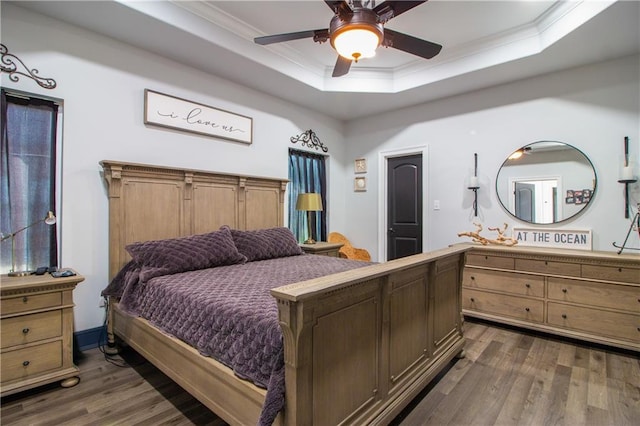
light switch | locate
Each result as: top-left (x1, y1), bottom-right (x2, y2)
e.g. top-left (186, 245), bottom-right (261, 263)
top-left (434, 200), bottom-right (440, 210)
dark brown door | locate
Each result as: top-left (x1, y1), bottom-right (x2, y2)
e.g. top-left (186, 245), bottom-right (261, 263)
top-left (387, 154), bottom-right (422, 260)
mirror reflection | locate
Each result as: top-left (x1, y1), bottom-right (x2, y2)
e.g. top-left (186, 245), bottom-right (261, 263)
top-left (496, 141), bottom-right (596, 224)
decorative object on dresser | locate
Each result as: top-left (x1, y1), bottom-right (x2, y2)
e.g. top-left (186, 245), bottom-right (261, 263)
top-left (0, 271), bottom-right (84, 396)
top-left (100, 160), bottom-right (468, 426)
top-left (295, 192), bottom-right (323, 244)
top-left (1, 211), bottom-right (57, 277)
top-left (299, 240), bottom-right (344, 257)
top-left (467, 153), bottom-right (480, 217)
top-left (457, 222), bottom-right (517, 247)
top-left (461, 245), bottom-right (640, 351)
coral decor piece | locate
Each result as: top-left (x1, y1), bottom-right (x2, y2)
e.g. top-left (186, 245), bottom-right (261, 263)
top-left (458, 222), bottom-right (518, 246)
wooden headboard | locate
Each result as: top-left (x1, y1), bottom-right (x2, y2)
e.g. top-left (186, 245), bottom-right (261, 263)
top-left (100, 161), bottom-right (288, 279)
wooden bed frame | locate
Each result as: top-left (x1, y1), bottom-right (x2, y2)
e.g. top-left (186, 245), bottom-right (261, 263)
top-left (101, 160), bottom-right (468, 426)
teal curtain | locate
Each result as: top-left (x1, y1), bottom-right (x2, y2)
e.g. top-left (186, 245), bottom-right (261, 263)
top-left (288, 149), bottom-right (326, 243)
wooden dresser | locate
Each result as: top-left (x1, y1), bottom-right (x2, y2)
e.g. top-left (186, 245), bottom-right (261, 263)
top-left (461, 245), bottom-right (639, 351)
top-left (1, 272), bottom-right (84, 396)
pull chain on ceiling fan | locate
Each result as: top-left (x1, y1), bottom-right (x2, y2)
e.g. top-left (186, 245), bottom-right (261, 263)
top-left (254, 0), bottom-right (442, 77)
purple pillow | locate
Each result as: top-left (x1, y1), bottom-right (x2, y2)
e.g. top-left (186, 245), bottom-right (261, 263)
top-left (125, 227), bottom-right (246, 280)
top-left (228, 226), bottom-right (303, 262)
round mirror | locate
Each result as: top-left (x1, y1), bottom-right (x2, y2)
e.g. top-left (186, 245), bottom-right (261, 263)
top-left (496, 141), bottom-right (597, 224)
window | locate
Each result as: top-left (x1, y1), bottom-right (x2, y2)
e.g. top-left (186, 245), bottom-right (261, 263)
top-left (1, 90), bottom-right (59, 274)
top-left (288, 149), bottom-right (327, 243)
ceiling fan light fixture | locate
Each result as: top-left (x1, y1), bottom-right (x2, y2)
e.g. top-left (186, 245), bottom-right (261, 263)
top-left (333, 28), bottom-right (380, 61)
top-left (330, 8), bottom-right (383, 62)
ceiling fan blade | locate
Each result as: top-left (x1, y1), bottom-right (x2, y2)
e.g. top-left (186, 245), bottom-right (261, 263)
top-left (332, 55), bottom-right (352, 77)
top-left (325, 1), bottom-right (352, 19)
top-left (254, 29), bottom-right (327, 45)
top-left (374, 1), bottom-right (426, 21)
top-left (383, 28), bottom-right (442, 59)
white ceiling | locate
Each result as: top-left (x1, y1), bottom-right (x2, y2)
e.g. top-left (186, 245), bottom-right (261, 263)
top-left (12, 0), bottom-right (640, 121)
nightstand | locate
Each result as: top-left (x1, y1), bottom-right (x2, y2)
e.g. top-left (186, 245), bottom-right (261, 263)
top-left (299, 241), bottom-right (344, 257)
top-left (0, 271), bottom-right (84, 396)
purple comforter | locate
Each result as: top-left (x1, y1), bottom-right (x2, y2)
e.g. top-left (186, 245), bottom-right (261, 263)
top-left (112, 254), bottom-right (371, 425)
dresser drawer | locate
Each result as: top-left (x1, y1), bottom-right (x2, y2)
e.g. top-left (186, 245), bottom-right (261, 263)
top-left (463, 269), bottom-right (544, 297)
top-left (515, 259), bottom-right (581, 276)
top-left (466, 254), bottom-right (514, 270)
top-left (1, 310), bottom-right (62, 349)
top-left (547, 302), bottom-right (640, 343)
top-left (1, 292), bottom-right (62, 316)
top-left (463, 289), bottom-right (544, 323)
top-left (548, 278), bottom-right (640, 313)
top-left (1, 341), bottom-right (63, 383)
top-left (581, 264), bottom-right (640, 284)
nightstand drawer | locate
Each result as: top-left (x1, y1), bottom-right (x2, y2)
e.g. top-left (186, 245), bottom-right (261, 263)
top-left (1, 292), bottom-right (62, 315)
top-left (1, 341), bottom-right (63, 383)
top-left (547, 302), bottom-right (640, 343)
top-left (463, 269), bottom-right (544, 297)
top-left (466, 254), bottom-right (514, 270)
top-left (581, 264), bottom-right (640, 284)
top-left (463, 289), bottom-right (544, 322)
top-left (548, 278), bottom-right (640, 312)
top-left (1, 311), bottom-right (63, 349)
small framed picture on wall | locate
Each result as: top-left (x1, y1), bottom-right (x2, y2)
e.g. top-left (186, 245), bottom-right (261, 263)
top-left (354, 176), bottom-right (367, 191)
top-left (354, 158), bottom-right (367, 174)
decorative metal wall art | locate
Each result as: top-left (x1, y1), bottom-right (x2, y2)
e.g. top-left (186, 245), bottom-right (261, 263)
top-left (0, 44), bottom-right (57, 89)
top-left (290, 129), bottom-right (328, 152)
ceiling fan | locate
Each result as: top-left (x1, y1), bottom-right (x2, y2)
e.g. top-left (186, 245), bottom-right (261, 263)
top-left (254, 0), bottom-right (442, 77)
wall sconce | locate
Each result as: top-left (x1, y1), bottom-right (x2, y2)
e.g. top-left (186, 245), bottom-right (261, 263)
top-left (618, 136), bottom-right (637, 218)
top-left (296, 193), bottom-right (323, 244)
top-left (468, 153), bottom-right (480, 217)
top-left (1, 211), bottom-right (56, 276)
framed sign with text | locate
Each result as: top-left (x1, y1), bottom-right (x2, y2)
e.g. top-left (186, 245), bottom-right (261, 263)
top-left (144, 89), bottom-right (252, 144)
top-left (512, 227), bottom-right (592, 250)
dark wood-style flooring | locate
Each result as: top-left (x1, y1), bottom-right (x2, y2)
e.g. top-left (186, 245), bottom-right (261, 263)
top-left (2, 319), bottom-right (639, 425)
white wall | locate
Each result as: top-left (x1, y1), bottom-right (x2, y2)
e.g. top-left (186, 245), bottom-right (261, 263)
top-left (344, 55), bottom-right (640, 259)
top-left (1, 4), bottom-right (349, 331)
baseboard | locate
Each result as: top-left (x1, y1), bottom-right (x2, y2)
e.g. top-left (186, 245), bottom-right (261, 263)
top-left (74, 325), bottom-right (107, 351)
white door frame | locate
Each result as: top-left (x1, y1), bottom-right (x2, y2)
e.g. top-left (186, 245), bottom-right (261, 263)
top-left (377, 145), bottom-right (429, 262)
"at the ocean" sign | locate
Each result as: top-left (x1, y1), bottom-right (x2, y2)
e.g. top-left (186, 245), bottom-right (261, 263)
top-left (513, 227), bottom-right (592, 250)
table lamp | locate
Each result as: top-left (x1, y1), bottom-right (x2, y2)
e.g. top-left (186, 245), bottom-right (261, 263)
top-left (296, 193), bottom-right (323, 244)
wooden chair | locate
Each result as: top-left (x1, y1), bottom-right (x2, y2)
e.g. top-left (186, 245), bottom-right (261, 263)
top-left (328, 232), bottom-right (371, 262)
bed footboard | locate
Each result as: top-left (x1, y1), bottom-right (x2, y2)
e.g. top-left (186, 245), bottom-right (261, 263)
top-left (271, 245), bottom-right (468, 425)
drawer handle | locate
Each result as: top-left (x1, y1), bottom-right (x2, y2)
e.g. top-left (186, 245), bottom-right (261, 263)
top-left (544, 261), bottom-right (548, 265)
top-left (22, 296), bottom-right (28, 303)
top-left (525, 307), bottom-right (530, 312)
top-left (470, 276), bottom-right (475, 280)
top-left (22, 360), bottom-right (30, 367)
top-left (562, 288), bottom-right (568, 293)
top-left (618, 268), bottom-right (622, 272)
top-left (525, 283), bottom-right (531, 288)
top-left (470, 298), bottom-right (475, 302)
top-left (562, 314), bottom-right (567, 319)
top-left (22, 328), bottom-right (30, 334)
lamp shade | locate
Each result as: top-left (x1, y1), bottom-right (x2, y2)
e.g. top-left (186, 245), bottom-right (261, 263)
top-left (296, 193), bottom-right (323, 211)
